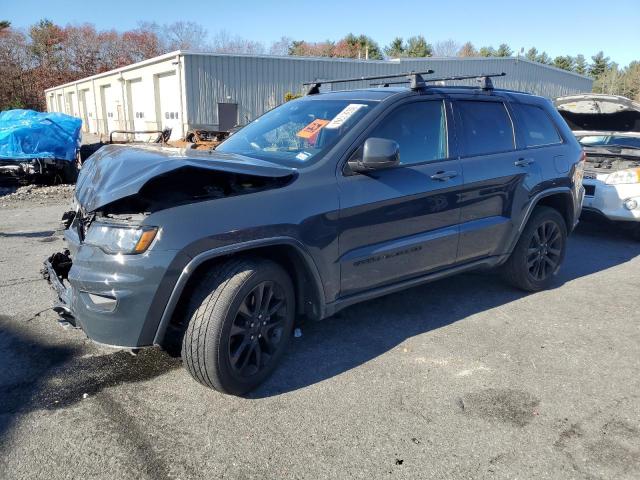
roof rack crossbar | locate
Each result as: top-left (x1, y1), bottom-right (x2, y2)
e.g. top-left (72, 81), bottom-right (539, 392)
top-left (303, 70), bottom-right (434, 95)
top-left (371, 72), bottom-right (507, 90)
top-left (426, 72), bottom-right (506, 90)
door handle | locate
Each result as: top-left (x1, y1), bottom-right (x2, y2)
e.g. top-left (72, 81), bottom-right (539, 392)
top-left (430, 170), bottom-right (458, 181)
top-left (514, 158), bottom-right (535, 167)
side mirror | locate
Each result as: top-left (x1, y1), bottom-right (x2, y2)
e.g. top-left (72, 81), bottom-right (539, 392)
top-left (348, 137), bottom-right (400, 173)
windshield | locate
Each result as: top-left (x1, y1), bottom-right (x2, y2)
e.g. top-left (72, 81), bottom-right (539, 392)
top-left (578, 135), bottom-right (640, 149)
top-left (217, 99), bottom-right (374, 166)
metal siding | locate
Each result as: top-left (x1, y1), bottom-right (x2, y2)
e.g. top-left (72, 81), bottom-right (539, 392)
top-left (184, 55), bottom-right (591, 129)
top-left (49, 53), bottom-right (593, 133)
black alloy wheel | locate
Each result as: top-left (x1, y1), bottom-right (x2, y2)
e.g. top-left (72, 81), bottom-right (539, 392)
top-left (228, 281), bottom-right (289, 377)
top-left (527, 220), bottom-right (563, 281)
top-left (501, 206), bottom-right (567, 292)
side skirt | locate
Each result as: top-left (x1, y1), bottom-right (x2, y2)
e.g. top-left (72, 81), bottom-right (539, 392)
top-left (324, 255), bottom-right (509, 318)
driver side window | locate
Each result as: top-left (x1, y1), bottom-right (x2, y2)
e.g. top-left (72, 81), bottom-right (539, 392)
top-left (369, 101), bottom-right (448, 165)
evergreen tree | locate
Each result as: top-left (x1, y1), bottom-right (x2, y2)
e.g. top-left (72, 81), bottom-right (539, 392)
top-left (553, 55), bottom-right (575, 71)
top-left (496, 43), bottom-right (512, 57)
top-left (384, 37), bottom-right (405, 58)
top-left (405, 35), bottom-right (432, 57)
top-left (478, 46), bottom-right (495, 57)
top-left (590, 51), bottom-right (610, 78)
top-left (574, 54), bottom-right (588, 75)
top-left (536, 52), bottom-right (551, 64)
top-left (525, 47), bottom-right (538, 61)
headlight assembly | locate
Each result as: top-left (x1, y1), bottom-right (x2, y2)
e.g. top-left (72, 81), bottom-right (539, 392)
top-left (84, 223), bottom-right (158, 254)
top-left (605, 168), bottom-right (640, 185)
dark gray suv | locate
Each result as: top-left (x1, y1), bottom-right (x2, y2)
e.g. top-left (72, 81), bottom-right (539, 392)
top-left (45, 73), bottom-right (585, 395)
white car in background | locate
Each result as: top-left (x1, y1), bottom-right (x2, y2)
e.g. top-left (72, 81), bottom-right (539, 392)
top-left (555, 94), bottom-right (640, 238)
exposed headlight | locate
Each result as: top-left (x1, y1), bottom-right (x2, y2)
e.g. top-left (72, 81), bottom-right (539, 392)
top-left (84, 223), bottom-right (158, 254)
top-left (605, 168), bottom-right (640, 185)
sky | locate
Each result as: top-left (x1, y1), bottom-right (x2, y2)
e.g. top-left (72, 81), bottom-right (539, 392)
top-left (3, 0), bottom-right (640, 66)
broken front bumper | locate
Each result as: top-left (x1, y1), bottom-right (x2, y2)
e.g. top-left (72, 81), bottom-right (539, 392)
top-left (43, 219), bottom-right (181, 349)
top-left (43, 250), bottom-right (74, 316)
top-left (582, 178), bottom-right (640, 222)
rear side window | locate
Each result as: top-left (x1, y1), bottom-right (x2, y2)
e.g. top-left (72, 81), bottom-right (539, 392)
top-left (511, 103), bottom-right (562, 147)
top-left (456, 101), bottom-right (515, 156)
top-left (368, 101), bottom-right (447, 165)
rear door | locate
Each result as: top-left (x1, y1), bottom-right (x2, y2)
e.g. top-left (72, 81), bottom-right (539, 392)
top-left (337, 98), bottom-right (463, 296)
top-left (453, 97), bottom-right (542, 262)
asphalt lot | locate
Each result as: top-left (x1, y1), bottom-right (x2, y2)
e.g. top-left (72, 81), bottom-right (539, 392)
top-left (0, 192), bottom-right (639, 480)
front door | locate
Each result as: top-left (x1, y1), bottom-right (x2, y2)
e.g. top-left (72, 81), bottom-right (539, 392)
top-left (337, 99), bottom-right (463, 297)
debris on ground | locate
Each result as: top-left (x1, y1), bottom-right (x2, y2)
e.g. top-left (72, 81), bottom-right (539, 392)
top-left (294, 328), bottom-right (302, 338)
top-left (0, 184), bottom-right (74, 207)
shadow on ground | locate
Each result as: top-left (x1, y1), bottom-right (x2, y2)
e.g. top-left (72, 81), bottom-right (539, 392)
top-left (252, 220), bottom-right (640, 398)
top-left (0, 230), bottom-right (56, 238)
top-left (0, 314), bottom-right (181, 442)
top-left (0, 218), bottom-right (638, 435)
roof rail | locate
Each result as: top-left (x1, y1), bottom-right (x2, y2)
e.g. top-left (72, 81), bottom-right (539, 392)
top-left (303, 70), bottom-right (434, 95)
top-left (371, 72), bottom-right (507, 91)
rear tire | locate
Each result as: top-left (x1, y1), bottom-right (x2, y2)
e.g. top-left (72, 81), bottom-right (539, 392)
top-left (181, 257), bottom-right (295, 395)
top-left (501, 206), bottom-right (567, 292)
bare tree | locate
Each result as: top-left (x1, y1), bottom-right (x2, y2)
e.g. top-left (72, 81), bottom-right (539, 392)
top-left (210, 30), bottom-right (266, 54)
top-left (138, 21), bottom-right (209, 51)
top-left (433, 39), bottom-right (460, 57)
top-left (269, 36), bottom-right (292, 56)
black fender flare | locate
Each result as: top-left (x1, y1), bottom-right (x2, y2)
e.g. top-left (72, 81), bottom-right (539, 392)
top-left (152, 236), bottom-right (326, 345)
top-left (503, 186), bottom-right (577, 257)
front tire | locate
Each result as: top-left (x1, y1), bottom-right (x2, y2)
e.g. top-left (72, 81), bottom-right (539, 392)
top-left (501, 206), bottom-right (567, 292)
top-left (182, 257), bottom-right (295, 395)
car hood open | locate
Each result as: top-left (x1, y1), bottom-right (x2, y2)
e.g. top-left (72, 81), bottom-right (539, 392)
top-left (554, 94), bottom-right (640, 133)
top-left (75, 144), bottom-right (297, 212)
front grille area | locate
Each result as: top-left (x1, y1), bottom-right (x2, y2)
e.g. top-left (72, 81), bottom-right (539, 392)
top-left (584, 184), bottom-right (596, 197)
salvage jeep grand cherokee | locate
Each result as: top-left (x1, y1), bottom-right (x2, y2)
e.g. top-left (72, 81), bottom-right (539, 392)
top-left (45, 72), bottom-right (584, 395)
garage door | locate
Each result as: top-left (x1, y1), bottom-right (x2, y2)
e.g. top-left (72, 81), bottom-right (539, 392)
top-left (128, 79), bottom-right (151, 141)
top-left (157, 71), bottom-right (181, 140)
top-left (101, 85), bottom-right (119, 135)
top-left (80, 89), bottom-right (97, 133)
top-left (66, 92), bottom-right (76, 117)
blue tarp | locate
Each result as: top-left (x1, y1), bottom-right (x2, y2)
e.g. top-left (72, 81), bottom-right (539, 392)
top-left (0, 109), bottom-right (82, 162)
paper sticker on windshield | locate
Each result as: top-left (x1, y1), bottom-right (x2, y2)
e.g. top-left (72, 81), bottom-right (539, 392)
top-left (325, 104), bottom-right (367, 129)
top-left (297, 119), bottom-right (330, 139)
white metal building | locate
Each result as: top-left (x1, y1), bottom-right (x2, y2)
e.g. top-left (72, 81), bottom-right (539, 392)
top-left (45, 51), bottom-right (593, 141)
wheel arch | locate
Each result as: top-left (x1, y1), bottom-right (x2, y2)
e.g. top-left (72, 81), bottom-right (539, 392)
top-left (153, 238), bottom-right (326, 347)
top-left (502, 187), bottom-right (575, 258)
top-left (534, 192), bottom-right (574, 231)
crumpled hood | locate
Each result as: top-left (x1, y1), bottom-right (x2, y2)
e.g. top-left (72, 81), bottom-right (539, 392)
top-left (76, 144), bottom-right (296, 212)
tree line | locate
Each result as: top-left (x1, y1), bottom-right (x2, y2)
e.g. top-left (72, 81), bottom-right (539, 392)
top-left (1, 19), bottom-right (638, 112)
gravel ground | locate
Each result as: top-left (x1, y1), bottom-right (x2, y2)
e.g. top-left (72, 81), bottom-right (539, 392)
top-left (0, 196), bottom-right (639, 480)
top-left (0, 184), bottom-right (75, 208)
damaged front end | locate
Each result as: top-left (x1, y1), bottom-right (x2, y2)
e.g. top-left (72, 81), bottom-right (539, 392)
top-left (42, 143), bottom-right (297, 347)
top-left (42, 249), bottom-right (74, 318)
top-left (555, 94), bottom-right (640, 226)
